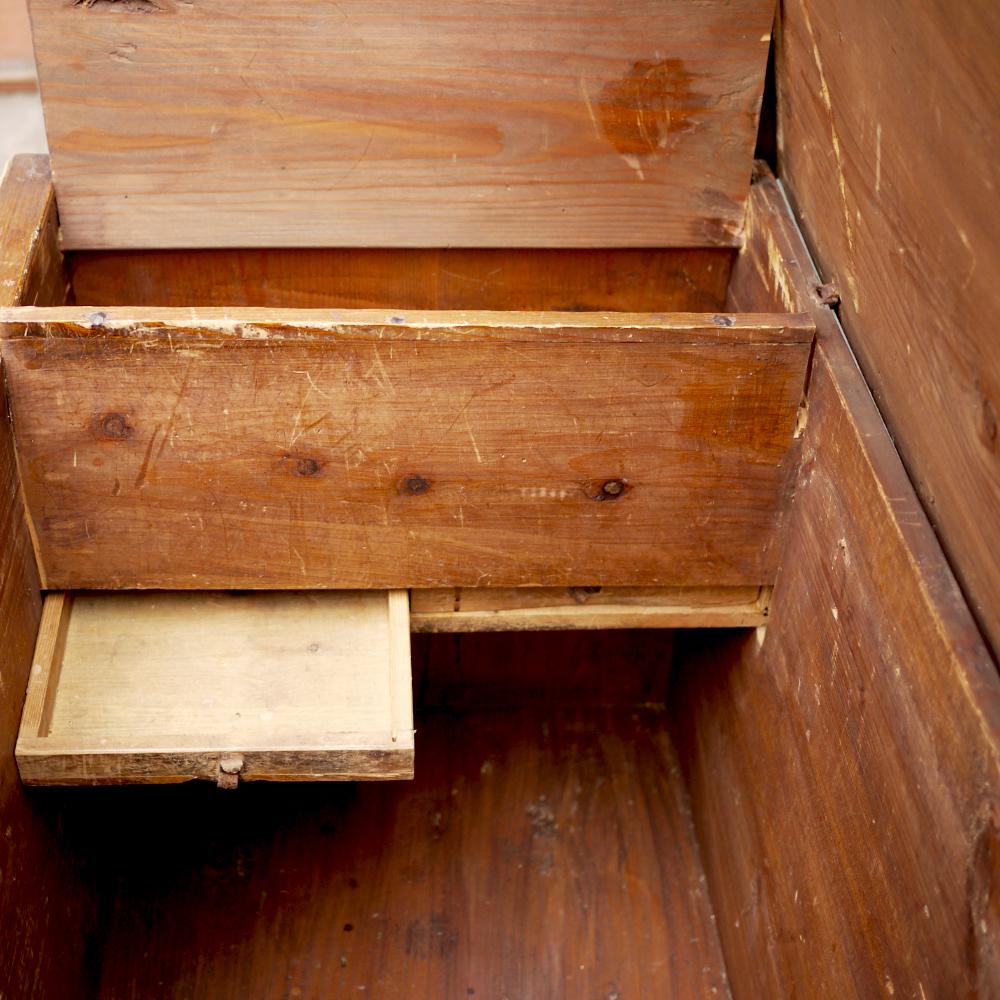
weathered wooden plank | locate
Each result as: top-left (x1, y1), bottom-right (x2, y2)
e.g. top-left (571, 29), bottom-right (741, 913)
top-left (17, 590), bottom-right (415, 786)
top-left (0, 156), bottom-right (96, 999)
top-left (410, 585), bottom-right (768, 631)
top-left (29, 0), bottom-right (775, 249)
top-left (674, 174), bottom-right (1000, 998)
top-left (67, 246), bottom-right (734, 313)
top-left (777, 0), bottom-right (1000, 657)
top-left (0, 310), bottom-right (811, 590)
top-left (0, 156), bottom-right (68, 309)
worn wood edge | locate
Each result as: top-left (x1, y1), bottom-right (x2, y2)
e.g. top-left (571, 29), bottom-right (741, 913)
top-left (0, 155), bottom-right (56, 306)
top-left (0, 156), bottom-right (63, 593)
top-left (409, 586), bottom-right (769, 632)
top-left (16, 748), bottom-right (415, 786)
top-left (387, 589), bottom-right (414, 745)
top-left (0, 305), bottom-right (816, 345)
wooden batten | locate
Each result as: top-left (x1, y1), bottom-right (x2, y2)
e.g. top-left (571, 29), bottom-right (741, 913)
top-left (16, 590), bottom-right (415, 786)
top-left (410, 585), bottom-right (770, 632)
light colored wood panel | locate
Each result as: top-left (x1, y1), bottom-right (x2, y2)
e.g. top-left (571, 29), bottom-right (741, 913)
top-left (777, 0), bottom-right (1000, 658)
top-left (0, 312), bottom-right (812, 589)
top-left (16, 590), bottom-right (415, 785)
top-left (675, 174), bottom-right (1000, 999)
top-left (66, 247), bottom-right (733, 313)
top-left (29, 0), bottom-right (774, 249)
top-left (410, 585), bottom-right (768, 631)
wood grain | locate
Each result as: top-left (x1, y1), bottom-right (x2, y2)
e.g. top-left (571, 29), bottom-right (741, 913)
top-left (776, 0), bottom-right (1000, 658)
top-left (674, 173), bottom-right (1000, 998)
top-left (0, 155), bottom-right (97, 999)
top-left (86, 706), bottom-right (729, 998)
top-left (17, 590), bottom-right (415, 785)
top-left (29, 0), bottom-right (774, 249)
top-left (0, 156), bottom-right (68, 308)
top-left (410, 585), bottom-right (769, 632)
top-left (67, 246), bottom-right (733, 313)
top-left (0, 309), bottom-right (812, 590)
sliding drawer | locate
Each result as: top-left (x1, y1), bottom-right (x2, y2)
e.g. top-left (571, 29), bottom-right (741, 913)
top-left (16, 590), bottom-right (414, 786)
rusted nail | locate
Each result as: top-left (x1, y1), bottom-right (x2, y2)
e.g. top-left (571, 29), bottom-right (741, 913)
top-left (399, 474), bottom-right (431, 495)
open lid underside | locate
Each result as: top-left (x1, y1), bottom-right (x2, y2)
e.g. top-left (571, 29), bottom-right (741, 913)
top-left (27, 0), bottom-right (775, 250)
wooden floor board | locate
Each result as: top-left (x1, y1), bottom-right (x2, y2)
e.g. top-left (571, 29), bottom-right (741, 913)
top-left (80, 680), bottom-right (727, 997)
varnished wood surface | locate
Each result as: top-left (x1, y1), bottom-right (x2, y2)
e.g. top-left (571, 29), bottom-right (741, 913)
top-left (777, 1), bottom-right (1000, 657)
top-left (1, 310), bottom-right (811, 590)
top-left (17, 591), bottom-right (414, 786)
top-left (67, 247), bottom-right (733, 313)
top-left (0, 155), bottom-right (97, 999)
top-left (82, 668), bottom-right (729, 997)
top-left (29, 0), bottom-right (774, 249)
top-left (674, 173), bottom-right (1000, 998)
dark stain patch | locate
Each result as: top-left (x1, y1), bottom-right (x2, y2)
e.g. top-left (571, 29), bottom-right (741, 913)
top-left (295, 457), bottom-right (322, 477)
top-left (399, 474), bottom-right (431, 496)
top-left (278, 454), bottom-right (324, 477)
top-left (93, 411), bottom-right (134, 440)
top-left (712, 315), bottom-right (735, 328)
top-left (597, 58), bottom-right (703, 156)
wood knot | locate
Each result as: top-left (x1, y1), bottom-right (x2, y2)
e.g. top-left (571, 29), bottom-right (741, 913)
top-left (295, 457), bottom-right (322, 477)
top-left (94, 412), bottom-right (133, 440)
top-left (399, 475), bottom-right (431, 496)
top-left (595, 479), bottom-right (628, 501)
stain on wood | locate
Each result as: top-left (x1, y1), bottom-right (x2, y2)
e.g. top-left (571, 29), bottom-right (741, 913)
top-left (27, 0), bottom-right (775, 248)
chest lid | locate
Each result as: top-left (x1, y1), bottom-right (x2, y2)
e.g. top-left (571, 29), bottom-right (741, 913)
top-left (28, 0), bottom-right (774, 249)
